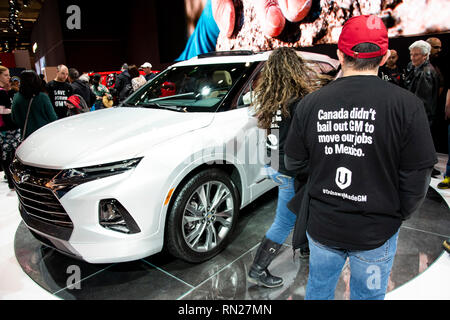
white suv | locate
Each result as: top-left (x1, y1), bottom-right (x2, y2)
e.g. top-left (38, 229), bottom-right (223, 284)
top-left (11, 50), bottom-right (338, 263)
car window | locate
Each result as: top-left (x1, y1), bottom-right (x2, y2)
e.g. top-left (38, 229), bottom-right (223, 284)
top-left (308, 61), bottom-right (340, 78)
top-left (125, 63), bottom-right (249, 112)
top-left (237, 69), bottom-right (262, 109)
top-left (236, 60), bottom-right (337, 109)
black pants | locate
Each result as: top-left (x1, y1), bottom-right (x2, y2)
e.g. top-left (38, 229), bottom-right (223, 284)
top-left (1, 145), bottom-right (15, 189)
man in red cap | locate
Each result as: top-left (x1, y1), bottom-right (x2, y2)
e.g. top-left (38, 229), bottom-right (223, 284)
top-left (284, 15), bottom-right (437, 300)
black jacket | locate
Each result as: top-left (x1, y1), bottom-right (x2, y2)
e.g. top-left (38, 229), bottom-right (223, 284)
top-left (114, 71), bottom-right (132, 102)
top-left (71, 80), bottom-right (96, 107)
top-left (404, 61), bottom-right (440, 126)
top-left (145, 73), bottom-right (156, 81)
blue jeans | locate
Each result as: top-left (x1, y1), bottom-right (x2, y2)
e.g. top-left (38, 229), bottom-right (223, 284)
top-left (264, 166), bottom-right (297, 245)
top-left (305, 231), bottom-right (399, 300)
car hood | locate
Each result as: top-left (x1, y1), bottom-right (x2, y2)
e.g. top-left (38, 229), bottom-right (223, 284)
top-left (16, 107), bottom-right (214, 169)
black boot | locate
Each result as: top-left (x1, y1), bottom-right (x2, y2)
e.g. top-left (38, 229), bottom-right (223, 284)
top-left (248, 237), bottom-right (284, 288)
top-left (432, 168), bottom-right (441, 178)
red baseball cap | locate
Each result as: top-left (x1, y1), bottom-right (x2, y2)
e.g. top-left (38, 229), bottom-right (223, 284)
top-left (338, 15), bottom-right (388, 59)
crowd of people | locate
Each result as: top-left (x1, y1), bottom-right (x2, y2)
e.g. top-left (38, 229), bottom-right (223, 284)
top-left (0, 61), bottom-right (154, 193)
top-left (378, 37), bottom-right (449, 186)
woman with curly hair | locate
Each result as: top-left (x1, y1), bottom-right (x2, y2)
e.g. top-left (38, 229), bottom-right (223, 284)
top-left (248, 47), bottom-right (328, 288)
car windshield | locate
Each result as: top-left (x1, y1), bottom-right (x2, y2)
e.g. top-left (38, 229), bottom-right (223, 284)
top-left (124, 63), bottom-right (250, 112)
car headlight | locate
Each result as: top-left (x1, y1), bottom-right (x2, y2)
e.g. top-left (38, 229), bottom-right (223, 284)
top-left (46, 157), bottom-right (143, 198)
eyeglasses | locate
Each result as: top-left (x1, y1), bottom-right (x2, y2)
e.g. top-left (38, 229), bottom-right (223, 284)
top-left (432, 46), bottom-right (442, 49)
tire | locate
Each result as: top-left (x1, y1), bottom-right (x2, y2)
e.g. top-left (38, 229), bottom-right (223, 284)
top-left (165, 168), bottom-right (240, 263)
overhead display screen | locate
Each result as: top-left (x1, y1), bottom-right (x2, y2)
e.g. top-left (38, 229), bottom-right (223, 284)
top-left (183, 0), bottom-right (450, 51)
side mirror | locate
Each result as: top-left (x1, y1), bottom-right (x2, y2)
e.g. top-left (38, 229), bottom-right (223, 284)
top-left (247, 106), bottom-right (257, 118)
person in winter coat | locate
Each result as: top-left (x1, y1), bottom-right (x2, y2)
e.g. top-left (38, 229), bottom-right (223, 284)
top-left (247, 47), bottom-right (326, 288)
top-left (91, 74), bottom-right (111, 110)
top-left (66, 94), bottom-right (90, 116)
top-left (11, 70), bottom-right (58, 140)
top-left (404, 40), bottom-right (441, 178)
top-left (68, 68), bottom-right (96, 109)
top-left (114, 64), bottom-right (133, 103)
top-left (404, 40), bottom-right (440, 127)
top-left (141, 62), bottom-right (156, 81)
top-left (129, 65), bottom-right (147, 92)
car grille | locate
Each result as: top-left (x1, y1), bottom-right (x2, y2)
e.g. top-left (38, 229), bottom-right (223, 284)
top-left (10, 160), bottom-right (74, 228)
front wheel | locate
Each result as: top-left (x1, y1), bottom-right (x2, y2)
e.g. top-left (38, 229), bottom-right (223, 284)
top-left (165, 169), bottom-right (240, 263)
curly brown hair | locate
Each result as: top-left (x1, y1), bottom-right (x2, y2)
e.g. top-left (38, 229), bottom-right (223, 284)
top-left (253, 47), bottom-right (326, 129)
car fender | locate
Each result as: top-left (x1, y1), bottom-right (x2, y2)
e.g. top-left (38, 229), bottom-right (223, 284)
top-left (141, 136), bottom-right (251, 241)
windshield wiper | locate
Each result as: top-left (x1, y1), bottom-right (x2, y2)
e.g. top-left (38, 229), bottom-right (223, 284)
top-left (146, 92), bottom-right (196, 103)
top-left (139, 103), bottom-right (184, 112)
top-left (120, 102), bottom-right (136, 108)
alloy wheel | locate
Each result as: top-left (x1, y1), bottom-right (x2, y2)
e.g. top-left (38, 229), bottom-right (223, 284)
top-left (182, 181), bottom-right (234, 253)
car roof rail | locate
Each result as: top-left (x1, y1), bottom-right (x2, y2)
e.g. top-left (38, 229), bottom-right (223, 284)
top-left (197, 50), bottom-right (254, 58)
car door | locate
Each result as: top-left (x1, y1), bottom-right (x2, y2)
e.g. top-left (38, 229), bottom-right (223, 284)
top-left (233, 65), bottom-right (274, 201)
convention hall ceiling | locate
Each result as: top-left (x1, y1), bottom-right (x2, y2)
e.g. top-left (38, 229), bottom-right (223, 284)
top-left (0, 0), bottom-right (44, 52)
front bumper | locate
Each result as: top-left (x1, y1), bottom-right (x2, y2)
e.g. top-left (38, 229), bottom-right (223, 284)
top-left (20, 197), bottom-right (166, 264)
top-left (12, 158), bottom-right (169, 264)
top-left (22, 212), bottom-right (165, 263)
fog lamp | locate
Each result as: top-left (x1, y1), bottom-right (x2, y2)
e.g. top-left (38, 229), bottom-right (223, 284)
top-left (99, 199), bottom-right (141, 234)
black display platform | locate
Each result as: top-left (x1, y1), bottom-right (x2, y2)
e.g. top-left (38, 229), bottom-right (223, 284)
top-left (14, 187), bottom-right (450, 300)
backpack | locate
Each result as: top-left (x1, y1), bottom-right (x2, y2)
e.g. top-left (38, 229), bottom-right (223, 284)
top-left (119, 83), bottom-right (133, 101)
top-left (66, 94), bottom-right (90, 116)
top-left (106, 73), bottom-right (117, 88)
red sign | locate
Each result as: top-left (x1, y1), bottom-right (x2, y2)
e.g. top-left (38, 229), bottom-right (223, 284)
top-left (0, 53), bottom-right (16, 68)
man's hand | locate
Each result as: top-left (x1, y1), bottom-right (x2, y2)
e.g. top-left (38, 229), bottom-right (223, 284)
top-left (212, 0), bottom-right (312, 38)
top-left (0, 106), bottom-right (11, 115)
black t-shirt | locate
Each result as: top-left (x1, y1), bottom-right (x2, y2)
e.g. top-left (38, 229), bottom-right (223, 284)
top-left (46, 80), bottom-right (73, 119)
top-left (378, 65), bottom-right (403, 86)
top-left (0, 88), bottom-right (11, 108)
top-left (0, 88), bottom-right (17, 131)
top-left (285, 75), bottom-right (437, 250)
top-left (266, 102), bottom-right (298, 176)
